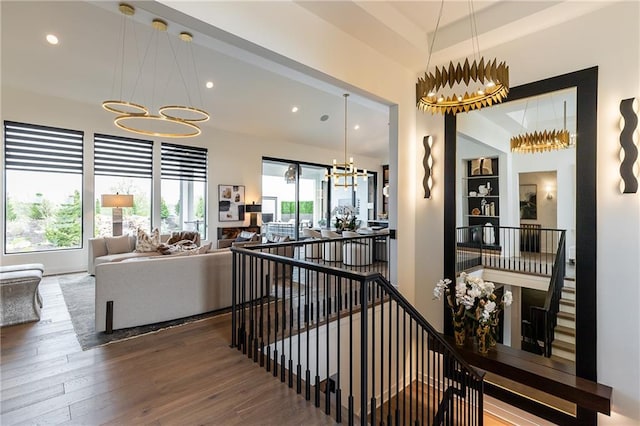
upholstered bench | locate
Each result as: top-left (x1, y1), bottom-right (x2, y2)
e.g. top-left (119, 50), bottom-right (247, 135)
top-left (0, 263), bottom-right (44, 326)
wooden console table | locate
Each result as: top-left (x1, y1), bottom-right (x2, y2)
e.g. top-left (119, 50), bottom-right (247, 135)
top-left (443, 335), bottom-right (612, 424)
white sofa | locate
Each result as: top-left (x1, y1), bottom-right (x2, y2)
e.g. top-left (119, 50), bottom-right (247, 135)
top-left (95, 249), bottom-right (233, 332)
top-left (88, 234), bottom-right (169, 275)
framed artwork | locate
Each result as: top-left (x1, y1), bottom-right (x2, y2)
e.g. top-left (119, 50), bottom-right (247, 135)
top-left (519, 184), bottom-right (537, 220)
top-left (219, 184), bottom-right (245, 222)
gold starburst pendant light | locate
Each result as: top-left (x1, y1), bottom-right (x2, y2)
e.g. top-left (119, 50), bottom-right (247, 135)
top-left (511, 100), bottom-right (571, 154)
top-left (325, 94), bottom-right (367, 191)
top-left (102, 3), bottom-right (209, 138)
top-left (416, 0), bottom-right (509, 115)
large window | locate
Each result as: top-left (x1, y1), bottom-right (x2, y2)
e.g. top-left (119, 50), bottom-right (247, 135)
top-left (94, 134), bottom-right (153, 237)
top-left (4, 121), bottom-right (83, 253)
top-left (329, 170), bottom-right (376, 228)
top-left (262, 159), bottom-right (329, 240)
top-left (160, 143), bottom-right (208, 239)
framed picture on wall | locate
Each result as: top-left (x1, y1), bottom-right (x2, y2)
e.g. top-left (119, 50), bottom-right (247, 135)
top-left (219, 184), bottom-right (245, 222)
top-left (519, 184), bottom-right (537, 220)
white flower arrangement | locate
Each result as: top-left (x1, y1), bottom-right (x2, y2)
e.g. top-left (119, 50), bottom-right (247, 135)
top-left (434, 272), bottom-right (513, 344)
top-left (331, 205), bottom-right (358, 231)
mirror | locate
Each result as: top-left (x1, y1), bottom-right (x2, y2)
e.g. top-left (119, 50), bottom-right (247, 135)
top-left (455, 87), bottom-right (577, 355)
top-left (444, 67), bottom-right (598, 383)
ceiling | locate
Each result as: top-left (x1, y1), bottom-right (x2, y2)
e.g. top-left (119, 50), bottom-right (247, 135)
top-left (1, 1), bottom-right (607, 160)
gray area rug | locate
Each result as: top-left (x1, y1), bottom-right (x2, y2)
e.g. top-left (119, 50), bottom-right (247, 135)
top-left (58, 274), bottom-right (226, 351)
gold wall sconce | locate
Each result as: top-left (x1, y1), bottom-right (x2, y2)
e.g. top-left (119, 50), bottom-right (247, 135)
top-left (619, 97), bottom-right (638, 193)
top-left (423, 135), bottom-right (433, 198)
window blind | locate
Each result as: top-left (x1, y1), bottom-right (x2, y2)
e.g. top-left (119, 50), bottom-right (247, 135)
top-left (161, 143), bottom-right (207, 182)
top-left (94, 133), bottom-right (153, 178)
top-left (4, 121), bottom-right (83, 174)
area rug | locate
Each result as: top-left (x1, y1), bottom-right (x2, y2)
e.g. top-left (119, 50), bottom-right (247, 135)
top-left (58, 274), bottom-right (225, 351)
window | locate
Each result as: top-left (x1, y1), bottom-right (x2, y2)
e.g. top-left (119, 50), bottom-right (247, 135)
top-left (262, 159), bottom-right (329, 240)
top-left (4, 121), bottom-right (83, 253)
top-left (161, 143), bottom-right (208, 239)
top-left (94, 134), bottom-right (153, 236)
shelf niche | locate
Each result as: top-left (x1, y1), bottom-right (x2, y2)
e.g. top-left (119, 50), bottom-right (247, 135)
top-left (463, 157), bottom-right (500, 246)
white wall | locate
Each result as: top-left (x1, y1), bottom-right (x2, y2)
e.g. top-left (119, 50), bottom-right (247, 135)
top-left (417, 2), bottom-right (640, 423)
top-left (0, 87), bottom-right (383, 274)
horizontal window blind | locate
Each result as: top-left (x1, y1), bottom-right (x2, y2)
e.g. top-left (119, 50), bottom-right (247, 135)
top-left (94, 133), bottom-right (153, 178)
top-left (4, 121), bottom-right (83, 174)
top-left (161, 143), bottom-right (207, 182)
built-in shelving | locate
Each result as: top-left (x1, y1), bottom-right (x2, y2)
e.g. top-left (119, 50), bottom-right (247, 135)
top-left (463, 157), bottom-right (500, 245)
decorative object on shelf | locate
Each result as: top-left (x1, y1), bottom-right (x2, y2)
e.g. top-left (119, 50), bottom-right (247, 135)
top-left (433, 273), bottom-right (513, 353)
top-left (478, 185), bottom-right (488, 196)
top-left (245, 202), bottom-right (262, 227)
top-left (511, 99), bottom-right (571, 153)
top-left (471, 208), bottom-right (481, 216)
top-left (471, 158), bottom-right (493, 175)
top-left (416, 0), bottom-right (509, 115)
top-left (619, 97), bottom-right (638, 193)
top-left (102, 3), bottom-right (209, 138)
top-left (101, 193), bottom-right (134, 236)
top-left (422, 135), bottom-right (434, 198)
top-left (483, 222), bottom-right (495, 245)
top-left (218, 185), bottom-right (245, 222)
top-left (331, 204), bottom-right (357, 231)
top-left (325, 94), bottom-right (367, 191)
top-left (519, 184), bottom-right (537, 220)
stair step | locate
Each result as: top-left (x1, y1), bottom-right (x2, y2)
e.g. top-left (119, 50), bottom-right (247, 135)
top-left (561, 288), bottom-right (576, 301)
top-left (560, 299), bottom-right (575, 314)
top-left (557, 311), bottom-right (575, 328)
top-left (552, 340), bottom-right (576, 362)
top-left (563, 278), bottom-right (576, 289)
top-left (550, 354), bottom-right (575, 365)
top-left (554, 325), bottom-right (576, 344)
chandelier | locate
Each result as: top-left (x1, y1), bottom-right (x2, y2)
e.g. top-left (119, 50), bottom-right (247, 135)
top-left (416, 0), bottom-right (509, 115)
top-left (102, 4), bottom-right (209, 138)
top-left (511, 100), bottom-right (571, 154)
top-left (325, 94), bottom-right (367, 191)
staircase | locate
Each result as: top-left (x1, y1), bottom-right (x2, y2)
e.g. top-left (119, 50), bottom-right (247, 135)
top-left (552, 278), bottom-right (576, 362)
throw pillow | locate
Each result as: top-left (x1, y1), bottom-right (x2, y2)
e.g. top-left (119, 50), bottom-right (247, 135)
top-left (105, 235), bottom-right (131, 255)
top-left (235, 231), bottom-right (256, 242)
top-left (167, 231), bottom-right (201, 246)
top-left (135, 227), bottom-right (160, 253)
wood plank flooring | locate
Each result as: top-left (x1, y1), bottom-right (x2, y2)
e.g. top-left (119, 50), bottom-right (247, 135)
top-left (1, 274), bottom-right (520, 425)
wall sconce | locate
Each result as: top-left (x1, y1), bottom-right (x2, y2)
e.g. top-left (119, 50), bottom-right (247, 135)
top-left (619, 97), bottom-right (638, 193)
top-left (545, 185), bottom-right (554, 200)
top-left (101, 193), bottom-right (134, 236)
top-left (423, 135), bottom-right (434, 198)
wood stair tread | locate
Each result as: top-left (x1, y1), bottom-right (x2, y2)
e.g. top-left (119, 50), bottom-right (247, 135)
top-left (554, 325), bottom-right (575, 336)
top-left (560, 299), bottom-right (575, 307)
top-left (557, 311), bottom-right (575, 320)
top-left (561, 287), bottom-right (575, 293)
top-left (552, 340), bottom-right (575, 352)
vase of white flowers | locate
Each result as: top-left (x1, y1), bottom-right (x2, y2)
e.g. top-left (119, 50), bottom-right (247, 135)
top-left (331, 205), bottom-right (357, 231)
top-left (434, 272), bottom-right (513, 352)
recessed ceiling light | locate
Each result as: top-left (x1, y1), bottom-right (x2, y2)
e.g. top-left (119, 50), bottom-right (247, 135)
top-left (354, 124), bottom-right (360, 130)
top-left (46, 34), bottom-right (59, 45)
top-left (291, 106), bottom-right (299, 113)
top-left (205, 81), bottom-right (214, 89)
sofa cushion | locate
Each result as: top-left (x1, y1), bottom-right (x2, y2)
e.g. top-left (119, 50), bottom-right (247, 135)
top-left (135, 227), bottom-right (160, 252)
top-left (105, 235), bottom-right (132, 255)
top-left (167, 231), bottom-right (201, 246)
top-left (95, 251), bottom-right (162, 268)
top-left (236, 231), bottom-right (257, 242)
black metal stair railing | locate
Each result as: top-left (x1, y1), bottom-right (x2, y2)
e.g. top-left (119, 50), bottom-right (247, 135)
top-left (529, 230), bottom-right (566, 357)
top-left (231, 239), bottom-right (485, 425)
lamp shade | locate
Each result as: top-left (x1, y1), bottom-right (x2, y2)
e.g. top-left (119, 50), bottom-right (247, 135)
top-left (245, 203), bottom-right (262, 213)
top-left (101, 194), bottom-right (134, 208)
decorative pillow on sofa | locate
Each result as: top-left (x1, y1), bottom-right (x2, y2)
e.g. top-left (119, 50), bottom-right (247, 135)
top-left (105, 235), bottom-right (132, 255)
top-left (167, 231), bottom-right (201, 246)
top-left (135, 227), bottom-right (160, 253)
top-left (235, 231), bottom-right (257, 242)
top-left (266, 234), bottom-right (290, 243)
top-left (175, 242), bottom-right (213, 256)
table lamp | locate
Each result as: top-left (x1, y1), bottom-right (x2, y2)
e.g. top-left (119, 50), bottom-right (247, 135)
top-left (101, 193), bottom-right (134, 235)
top-left (245, 202), bottom-right (262, 227)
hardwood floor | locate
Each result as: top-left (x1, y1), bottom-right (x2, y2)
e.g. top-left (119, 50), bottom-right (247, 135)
top-left (1, 275), bottom-right (335, 425)
top-left (1, 274), bottom-right (523, 425)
